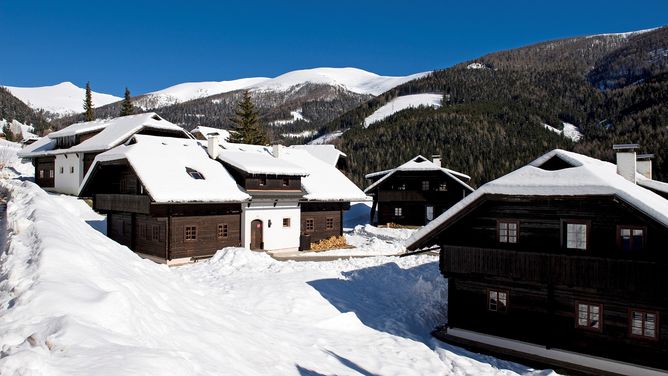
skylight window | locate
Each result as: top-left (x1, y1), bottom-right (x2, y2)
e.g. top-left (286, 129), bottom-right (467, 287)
top-left (186, 167), bottom-right (205, 180)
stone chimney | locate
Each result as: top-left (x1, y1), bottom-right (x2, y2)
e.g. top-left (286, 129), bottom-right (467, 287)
top-left (432, 154), bottom-right (441, 167)
top-left (613, 144), bottom-right (639, 183)
top-left (636, 154), bottom-right (654, 180)
top-left (208, 135), bottom-right (220, 160)
top-left (272, 144), bottom-right (283, 158)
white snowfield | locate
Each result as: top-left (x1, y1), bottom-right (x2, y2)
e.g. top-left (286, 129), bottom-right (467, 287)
top-left (3, 82), bottom-right (121, 117)
top-left (131, 68), bottom-right (430, 110)
top-left (364, 93), bottom-right (442, 127)
top-left (542, 122), bottom-right (583, 142)
top-left (0, 174), bottom-right (554, 376)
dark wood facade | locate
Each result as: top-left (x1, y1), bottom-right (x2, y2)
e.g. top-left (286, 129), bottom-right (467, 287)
top-left (34, 156), bottom-right (55, 188)
top-left (367, 170), bottom-right (471, 226)
top-left (426, 195), bottom-right (668, 372)
top-left (301, 202), bottom-right (349, 243)
top-left (83, 162), bottom-right (242, 262)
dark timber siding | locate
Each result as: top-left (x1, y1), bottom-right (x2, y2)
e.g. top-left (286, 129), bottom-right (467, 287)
top-left (35, 156), bottom-right (55, 188)
top-left (301, 202), bottom-right (348, 243)
top-left (245, 176), bottom-right (301, 191)
top-left (170, 214), bottom-right (241, 259)
top-left (134, 214), bottom-right (167, 258)
top-left (108, 212), bottom-right (133, 248)
top-left (437, 195), bottom-right (668, 371)
top-left (83, 153), bottom-right (98, 176)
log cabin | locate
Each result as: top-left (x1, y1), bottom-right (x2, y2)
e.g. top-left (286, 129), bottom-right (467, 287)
top-left (405, 147), bottom-right (668, 375)
top-left (79, 135), bottom-right (250, 265)
top-left (365, 155), bottom-right (473, 226)
top-left (19, 113), bottom-right (191, 195)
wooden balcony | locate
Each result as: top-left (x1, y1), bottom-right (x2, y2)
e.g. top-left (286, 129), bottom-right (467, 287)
top-left (95, 194), bottom-right (151, 214)
top-left (378, 190), bottom-right (447, 202)
top-left (442, 245), bottom-right (667, 291)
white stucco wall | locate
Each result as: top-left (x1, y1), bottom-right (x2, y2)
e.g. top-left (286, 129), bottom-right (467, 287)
top-left (242, 201), bottom-right (301, 251)
top-left (54, 153), bottom-right (83, 195)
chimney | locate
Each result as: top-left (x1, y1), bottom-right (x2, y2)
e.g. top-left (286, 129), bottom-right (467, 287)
top-left (272, 144), bottom-right (283, 158)
top-left (636, 154), bottom-right (654, 180)
top-left (432, 154), bottom-right (441, 167)
top-left (208, 135), bottom-right (220, 159)
top-left (613, 144), bottom-right (639, 183)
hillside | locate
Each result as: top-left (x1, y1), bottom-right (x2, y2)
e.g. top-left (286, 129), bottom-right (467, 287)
top-left (0, 87), bottom-right (49, 135)
top-left (3, 82), bottom-right (121, 119)
top-left (324, 27), bottom-right (668, 187)
top-left (50, 68), bottom-right (426, 140)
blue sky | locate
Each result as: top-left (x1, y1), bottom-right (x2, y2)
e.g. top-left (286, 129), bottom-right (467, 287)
top-left (2, 0), bottom-right (667, 96)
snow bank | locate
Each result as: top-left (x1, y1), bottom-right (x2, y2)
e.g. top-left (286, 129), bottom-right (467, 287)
top-left (364, 93), bottom-right (442, 127)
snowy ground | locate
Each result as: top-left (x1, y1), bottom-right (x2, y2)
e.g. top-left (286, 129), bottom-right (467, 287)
top-left (0, 143), bottom-right (554, 375)
top-left (364, 93), bottom-right (442, 128)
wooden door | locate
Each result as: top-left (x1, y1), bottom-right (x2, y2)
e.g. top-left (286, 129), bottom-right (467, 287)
top-left (250, 219), bottom-right (263, 250)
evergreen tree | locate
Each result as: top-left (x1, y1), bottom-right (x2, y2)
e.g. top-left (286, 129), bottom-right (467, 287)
top-left (228, 91), bottom-right (269, 145)
top-left (120, 87), bottom-right (134, 116)
top-left (83, 82), bottom-right (94, 121)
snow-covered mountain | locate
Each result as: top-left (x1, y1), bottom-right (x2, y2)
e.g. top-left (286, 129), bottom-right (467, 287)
top-left (135, 67), bottom-right (429, 110)
top-left (3, 82), bottom-right (121, 118)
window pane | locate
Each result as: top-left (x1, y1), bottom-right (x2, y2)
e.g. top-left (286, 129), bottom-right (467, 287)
top-left (567, 223), bottom-right (587, 249)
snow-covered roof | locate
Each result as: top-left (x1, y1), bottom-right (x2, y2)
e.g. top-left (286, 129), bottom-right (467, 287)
top-left (217, 144), bottom-right (308, 177)
top-left (191, 125), bottom-right (230, 141)
top-left (289, 144), bottom-right (346, 166)
top-left (406, 149), bottom-right (668, 250)
top-left (18, 113), bottom-right (190, 158)
top-left (81, 135), bottom-right (249, 203)
top-left (277, 147), bottom-right (367, 201)
top-left (365, 155), bottom-right (473, 193)
top-left (637, 178), bottom-right (668, 195)
top-left (18, 136), bottom-right (56, 156)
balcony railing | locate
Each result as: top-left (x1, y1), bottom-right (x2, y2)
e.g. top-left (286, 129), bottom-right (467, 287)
top-left (95, 194), bottom-right (151, 214)
top-left (442, 245), bottom-right (666, 290)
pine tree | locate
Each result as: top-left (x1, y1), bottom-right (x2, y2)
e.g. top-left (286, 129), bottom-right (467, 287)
top-left (83, 82), bottom-right (94, 121)
top-left (228, 91), bottom-right (269, 145)
top-left (120, 87), bottom-right (134, 116)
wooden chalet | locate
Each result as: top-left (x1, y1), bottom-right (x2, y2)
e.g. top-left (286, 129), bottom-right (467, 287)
top-left (80, 135), bottom-right (249, 265)
top-left (405, 147), bottom-right (668, 375)
top-left (212, 141), bottom-right (368, 252)
top-left (19, 113), bottom-right (191, 195)
top-left (365, 155), bottom-right (473, 226)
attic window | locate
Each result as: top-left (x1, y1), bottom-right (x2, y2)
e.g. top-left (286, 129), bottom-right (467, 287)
top-left (186, 167), bottom-right (205, 180)
top-left (537, 155), bottom-right (576, 171)
top-left (152, 115), bottom-right (162, 121)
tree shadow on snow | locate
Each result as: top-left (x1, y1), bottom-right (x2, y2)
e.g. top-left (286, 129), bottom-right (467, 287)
top-left (307, 262), bottom-right (547, 375)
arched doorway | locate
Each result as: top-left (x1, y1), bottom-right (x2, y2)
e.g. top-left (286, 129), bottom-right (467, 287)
top-left (250, 219), bottom-right (263, 250)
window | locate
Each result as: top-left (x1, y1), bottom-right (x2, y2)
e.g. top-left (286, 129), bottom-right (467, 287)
top-left (326, 217), bottom-right (334, 230)
top-left (185, 226), bottom-right (197, 241)
top-left (619, 226), bottom-right (645, 252)
top-left (39, 170), bottom-right (44, 178)
top-left (630, 309), bottom-right (658, 340)
top-left (565, 222), bottom-right (588, 250)
top-left (282, 178), bottom-right (290, 187)
top-left (421, 180), bottom-right (430, 191)
top-left (488, 290), bottom-right (508, 313)
top-left (394, 207), bottom-right (403, 217)
top-left (70, 166), bottom-right (74, 174)
top-left (438, 183), bottom-right (448, 191)
top-left (426, 206), bottom-right (434, 221)
top-left (498, 221), bottom-right (518, 243)
top-left (217, 224), bottom-right (228, 239)
top-left (283, 218), bottom-right (291, 227)
top-left (152, 226), bottom-right (160, 241)
top-left (189, 171), bottom-right (204, 179)
top-left (397, 183), bottom-right (406, 191)
top-left (259, 177), bottom-right (267, 186)
top-left (59, 166), bottom-right (64, 174)
top-left (577, 303), bottom-right (602, 331)
top-left (305, 218), bottom-right (314, 231)
top-left (49, 169), bottom-right (54, 178)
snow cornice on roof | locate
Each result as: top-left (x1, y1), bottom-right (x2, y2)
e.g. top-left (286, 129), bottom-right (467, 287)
top-left (405, 149), bottom-right (668, 251)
